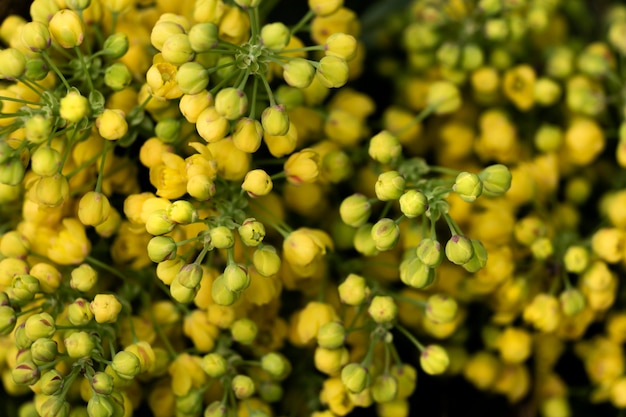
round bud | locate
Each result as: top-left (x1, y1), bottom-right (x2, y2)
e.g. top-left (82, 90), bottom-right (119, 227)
top-left (416, 238), bottom-right (443, 268)
top-left (461, 239), bottom-right (488, 273)
top-left (317, 321), bottom-right (345, 349)
top-left (399, 190), bottom-right (428, 218)
top-left (223, 263), bottom-right (250, 292)
top-left (70, 264), bottom-right (98, 293)
top-left (375, 171), bottom-right (405, 201)
top-left (201, 353), bottom-right (227, 378)
top-left (479, 164), bottom-right (512, 197)
top-left (262, 105), bottom-right (290, 136)
top-left (78, 192), bottom-right (111, 227)
top-left (30, 337), bottom-right (58, 365)
top-left (368, 295), bottom-right (397, 323)
top-left (420, 345), bottom-right (450, 375)
top-left (210, 226), bottom-right (235, 249)
top-left (238, 218), bottom-right (266, 246)
top-left (453, 172), bottom-right (483, 203)
top-left (341, 363), bottom-right (369, 393)
top-left (215, 87), bottom-right (248, 120)
top-left (339, 194), bottom-right (371, 227)
top-left (231, 318), bottom-right (257, 344)
top-left (260, 22), bottom-right (290, 51)
top-left (369, 131), bottom-right (401, 164)
top-left (425, 294), bottom-right (458, 324)
top-left (253, 246), bottom-right (281, 277)
top-left (338, 273), bottom-right (369, 305)
top-left (400, 257), bottom-right (435, 289)
top-left (426, 81), bottom-right (461, 114)
top-left (176, 264), bottom-right (203, 289)
top-left (316, 56), bottom-right (349, 88)
top-left (176, 62), bottom-right (209, 95)
top-left (0, 48), bottom-right (26, 79)
top-left (166, 200), bottom-right (198, 224)
top-left (147, 236), bottom-right (177, 263)
top-left (283, 58), bottom-right (315, 88)
top-left (111, 351), bottom-right (141, 380)
top-left (371, 218), bottom-right (400, 251)
top-left (31, 147), bottom-right (61, 176)
top-left (102, 32), bottom-right (129, 58)
top-left (445, 235), bottom-right (474, 265)
top-left (49, 9), bottom-right (84, 48)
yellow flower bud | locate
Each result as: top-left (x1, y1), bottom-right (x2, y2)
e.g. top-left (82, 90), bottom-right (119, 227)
top-left (260, 22), bottom-right (290, 51)
top-left (78, 192), bottom-right (111, 226)
top-left (425, 294), bottom-right (458, 324)
top-left (30, 147), bottom-right (60, 176)
top-left (35, 173), bottom-right (70, 207)
top-left (420, 345), bottom-right (449, 375)
top-left (252, 245), bottom-right (281, 276)
top-left (284, 148), bottom-right (319, 185)
top-left (96, 109), bottom-right (128, 141)
top-left (262, 105), bottom-right (290, 136)
top-left (49, 9), bottom-right (84, 48)
top-left (70, 263), bottom-right (98, 292)
top-left (426, 81), bottom-right (461, 114)
top-left (591, 227), bottom-right (625, 263)
top-left (496, 327), bottom-right (532, 363)
top-left (179, 91), bottom-right (213, 123)
top-left (195, 106), bottom-right (229, 143)
top-left (162, 33), bottom-right (194, 65)
top-left (230, 117), bottom-right (262, 153)
top-left (368, 295), bottom-right (397, 323)
top-left (263, 121), bottom-right (298, 157)
top-left (309, 0), bottom-right (343, 16)
top-left (60, 90), bottom-right (89, 123)
top-left (316, 56), bottom-right (349, 88)
top-left (90, 294), bottom-right (123, 324)
top-left (325, 32), bottom-right (357, 61)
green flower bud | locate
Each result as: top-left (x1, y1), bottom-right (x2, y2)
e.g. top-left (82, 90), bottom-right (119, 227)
top-left (354, 223), bottom-right (378, 256)
top-left (375, 171), bottom-right (405, 201)
top-left (416, 238), bottom-right (443, 268)
top-left (18, 402), bottom-right (38, 417)
top-left (176, 62), bottom-right (209, 95)
top-left (261, 352), bottom-right (290, 380)
top-left (31, 146), bottom-right (60, 176)
top-left (25, 57), bottom-right (48, 80)
top-left (39, 369), bottom-right (63, 395)
top-left (12, 274), bottom-right (40, 302)
top-left (91, 371), bottom-right (114, 395)
top-left (560, 288), bottom-right (586, 316)
top-left (262, 105), bottom-right (290, 136)
top-left (177, 390), bottom-right (203, 415)
top-left (102, 32), bottom-right (129, 58)
top-left (21, 21), bottom-right (51, 52)
top-left (0, 291), bottom-right (8, 306)
top-left (147, 236), bottom-right (177, 263)
top-left (166, 200), bottom-right (198, 224)
top-left (478, 164), bottom-right (512, 197)
top-left (253, 245), bottom-right (281, 277)
top-left (211, 274), bottom-right (238, 306)
top-left (145, 209), bottom-right (176, 236)
top-left (231, 318), bottom-right (257, 345)
top-left (234, 0), bottom-right (262, 7)
top-left (260, 22), bottom-right (290, 51)
top-left (0, 158), bottom-right (26, 186)
top-left (338, 273), bottom-right (369, 306)
top-left (453, 172), bottom-right (483, 203)
top-left (0, 305), bottom-right (17, 335)
top-left (49, 9), bottom-right (84, 48)
top-left (420, 345), bottom-right (449, 375)
top-left (69, 263), bottom-right (97, 293)
top-left (25, 312), bottom-right (55, 340)
top-left (484, 18), bottom-right (508, 42)
top-left (12, 360), bottom-right (39, 385)
top-left (321, 149), bottom-right (353, 183)
top-left (534, 123), bottom-right (563, 153)
top-left (339, 194), bottom-right (371, 228)
top-left (461, 239), bottom-right (488, 273)
top-left (317, 321), bottom-right (345, 349)
top-left (162, 33), bottom-right (194, 65)
top-left (530, 237), bottom-right (553, 260)
top-left (175, 264), bottom-right (203, 289)
top-left (204, 401), bottom-right (227, 417)
top-left (64, 331), bottom-right (95, 359)
top-left (259, 381), bottom-right (283, 403)
top-left (87, 394), bottom-right (115, 417)
top-left (0, 141), bottom-right (13, 165)
top-left (201, 353), bottom-right (228, 378)
top-left (238, 218), bottom-right (266, 246)
top-left (103, 63), bottom-right (131, 93)
top-left (67, 298), bottom-right (93, 325)
top-left (368, 295), bottom-right (397, 324)
top-left (445, 235), bottom-right (474, 265)
top-left (436, 42), bottom-right (460, 68)
top-left (14, 323), bottom-right (32, 349)
top-left (188, 23), bottom-right (219, 52)
top-left (0, 48), bottom-right (26, 79)
top-left (427, 81), bottom-right (461, 114)
top-left (399, 190), bottom-right (428, 218)
top-left (275, 85), bottom-right (305, 109)
top-left (31, 337), bottom-right (58, 365)
top-left (426, 294), bottom-right (458, 324)
top-left (369, 131), bottom-right (402, 164)
top-left (341, 363), bottom-right (369, 393)
top-left (399, 257), bottom-right (435, 289)
top-left (461, 43), bottom-right (484, 71)
top-left (371, 374), bottom-right (398, 403)
top-left (534, 77), bottom-right (561, 106)
top-left (169, 277), bottom-right (197, 304)
top-left (111, 351), bottom-right (141, 380)
top-left (224, 263), bottom-right (250, 294)
top-left (371, 218), bottom-right (400, 251)
top-left (40, 396), bottom-right (70, 417)
top-left (210, 226), bottom-right (235, 249)
top-left (215, 87), bottom-right (247, 121)
top-left (283, 58), bottom-right (315, 88)
top-left (316, 56), bottom-right (349, 88)
top-left (563, 245), bottom-right (589, 274)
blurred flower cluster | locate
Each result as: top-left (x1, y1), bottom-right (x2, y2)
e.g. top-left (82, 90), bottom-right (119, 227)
top-left (0, 0), bottom-right (624, 416)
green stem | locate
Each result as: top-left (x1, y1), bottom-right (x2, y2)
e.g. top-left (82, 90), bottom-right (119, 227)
top-left (258, 74), bottom-right (276, 106)
top-left (74, 46), bottom-right (95, 92)
top-left (442, 212), bottom-right (462, 236)
top-left (95, 141), bottom-right (113, 194)
top-left (395, 323), bottom-right (425, 351)
top-left (290, 9), bottom-right (315, 35)
top-left (40, 51), bottom-right (71, 91)
top-left (249, 75), bottom-right (259, 119)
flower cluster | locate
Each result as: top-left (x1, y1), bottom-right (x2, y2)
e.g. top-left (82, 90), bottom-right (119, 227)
top-left (0, 0), bottom-right (625, 416)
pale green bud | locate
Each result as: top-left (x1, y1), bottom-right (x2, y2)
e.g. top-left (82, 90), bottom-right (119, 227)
top-left (341, 363), bottom-right (369, 393)
top-left (371, 218), bottom-right (400, 251)
top-left (375, 171), bottom-right (405, 201)
top-left (399, 190), bottom-right (428, 218)
top-left (445, 235), bottom-right (474, 265)
top-left (368, 295), bottom-right (397, 324)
